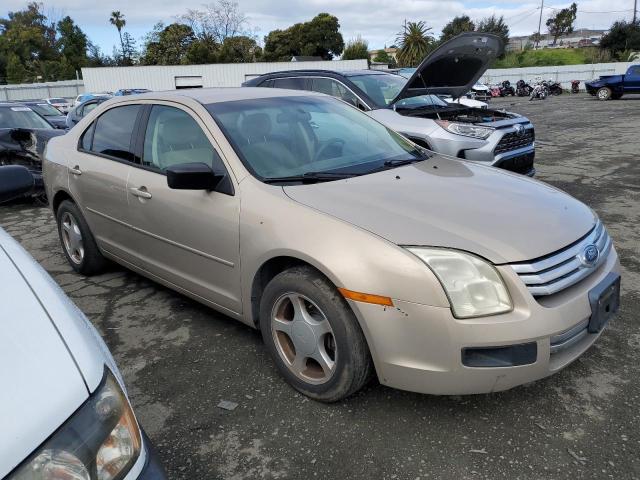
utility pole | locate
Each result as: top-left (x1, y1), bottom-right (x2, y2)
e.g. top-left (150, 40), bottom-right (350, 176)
top-left (634, 0), bottom-right (637, 24)
top-left (536, 0), bottom-right (544, 49)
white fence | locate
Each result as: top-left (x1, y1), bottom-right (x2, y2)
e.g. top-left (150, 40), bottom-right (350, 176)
top-left (82, 59), bottom-right (369, 92)
top-left (480, 62), bottom-right (634, 89)
top-left (0, 79), bottom-right (84, 101)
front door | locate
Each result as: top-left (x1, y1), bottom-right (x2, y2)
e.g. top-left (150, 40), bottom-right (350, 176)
top-left (125, 103), bottom-right (242, 314)
top-left (69, 104), bottom-right (142, 258)
top-left (625, 65), bottom-right (640, 93)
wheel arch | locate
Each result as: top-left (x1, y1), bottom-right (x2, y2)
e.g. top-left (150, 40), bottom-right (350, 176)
top-left (51, 188), bottom-right (76, 214)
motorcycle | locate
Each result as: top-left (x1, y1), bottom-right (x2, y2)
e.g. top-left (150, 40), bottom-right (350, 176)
top-left (516, 79), bottom-right (532, 97)
top-left (547, 80), bottom-right (563, 96)
top-left (571, 80), bottom-right (580, 93)
top-left (490, 85), bottom-right (502, 97)
top-left (500, 80), bottom-right (515, 97)
top-left (529, 82), bottom-right (547, 101)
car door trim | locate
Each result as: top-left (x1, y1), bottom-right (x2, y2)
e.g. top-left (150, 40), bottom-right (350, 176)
top-left (86, 207), bottom-right (235, 267)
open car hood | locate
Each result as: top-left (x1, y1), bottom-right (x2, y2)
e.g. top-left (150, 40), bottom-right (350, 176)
top-left (391, 33), bottom-right (504, 102)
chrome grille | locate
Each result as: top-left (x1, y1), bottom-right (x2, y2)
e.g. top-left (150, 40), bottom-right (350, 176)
top-left (509, 220), bottom-right (612, 296)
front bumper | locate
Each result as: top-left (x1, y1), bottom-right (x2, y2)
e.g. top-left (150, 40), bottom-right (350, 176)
top-left (348, 247), bottom-right (620, 395)
top-left (136, 430), bottom-right (167, 479)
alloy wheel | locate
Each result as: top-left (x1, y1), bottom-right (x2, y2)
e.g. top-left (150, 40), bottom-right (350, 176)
top-left (61, 212), bottom-right (84, 264)
top-left (271, 293), bottom-right (337, 385)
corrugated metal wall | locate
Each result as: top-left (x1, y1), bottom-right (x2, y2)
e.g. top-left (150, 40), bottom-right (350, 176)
top-left (480, 62), bottom-right (634, 89)
top-left (0, 80), bottom-right (84, 101)
top-left (82, 60), bottom-right (369, 92)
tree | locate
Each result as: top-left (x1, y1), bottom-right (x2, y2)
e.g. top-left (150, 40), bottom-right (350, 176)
top-left (179, 0), bottom-right (250, 44)
top-left (185, 39), bottom-right (219, 64)
top-left (476, 15), bottom-right (509, 47)
top-left (396, 21), bottom-right (433, 67)
top-left (109, 11), bottom-right (126, 59)
top-left (441, 15), bottom-right (475, 42)
top-left (342, 36), bottom-right (369, 60)
top-left (373, 49), bottom-right (390, 62)
top-left (142, 22), bottom-right (196, 65)
top-left (56, 16), bottom-right (88, 76)
top-left (6, 54), bottom-right (28, 83)
top-left (600, 20), bottom-right (640, 60)
top-left (121, 32), bottom-right (137, 65)
top-left (263, 13), bottom-right (344, 61)
top-left (546, 3), bottom-right (577, 45)
top-left (218, 35), bottom-right (262, 62)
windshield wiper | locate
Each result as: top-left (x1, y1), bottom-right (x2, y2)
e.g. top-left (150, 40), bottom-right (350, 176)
top-left (263, 171), bottom-right (356, 184)
top-left (364, 157), bottom-right (425, 175)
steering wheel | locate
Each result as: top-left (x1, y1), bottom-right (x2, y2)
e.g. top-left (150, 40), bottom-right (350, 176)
top-left (314, 138), bottom-right (345, 161)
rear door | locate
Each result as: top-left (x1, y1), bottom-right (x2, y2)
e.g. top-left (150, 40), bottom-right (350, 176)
top-left (69, 104), bottom-right (142, 258)
top-left (125, 103), bottom-right (242, 314)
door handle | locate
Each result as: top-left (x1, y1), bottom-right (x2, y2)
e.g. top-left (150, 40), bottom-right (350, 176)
top-left (129, 187), bottom-right (152, 199)
top-left (69, 166), bottom-right (82, 175)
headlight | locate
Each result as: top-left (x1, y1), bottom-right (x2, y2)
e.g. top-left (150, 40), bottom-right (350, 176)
top-left (435, 120), bottom-right (494, 140)
top-left (407, 248), bottom-right (512, 318)
top-left (10, 369), bottom-right (141, 480)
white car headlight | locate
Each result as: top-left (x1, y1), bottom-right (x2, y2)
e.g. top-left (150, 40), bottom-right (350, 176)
top-left (435, 120), bottom-right (494, 140)
top-left (10, 369), bottom-right (141, 480)
top-left (407, 248), bottom-right (512, 318)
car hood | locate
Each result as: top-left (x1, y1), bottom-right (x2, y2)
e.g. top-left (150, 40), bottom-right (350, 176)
top-left (0, 232), bottom-right (88, 478)
top-left (392, 33), bottom-right (504, 103)
top-left (283, 157), bottom-right (596, 264)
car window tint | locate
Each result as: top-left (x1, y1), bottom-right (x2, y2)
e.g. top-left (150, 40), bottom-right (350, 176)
top-left (81, 102), bottom-right (100, 117)
top-left (80, 123), bottom-right (95, 150)
top-left (272, 77), bottom-right (306, 90)
top-left (143, 105), bottom-right (224, 173)
top-left (91, 105), bottom-right (141, 161)
top-left (630, 66), bottom-right (640, 76)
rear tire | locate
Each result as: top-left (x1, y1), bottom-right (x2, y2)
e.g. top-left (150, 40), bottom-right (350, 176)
top-left (259, 266), bottom-right (373, 402)
top-left (597, 87), bottom-right (612, 101)
top-left (56, 200), bottom-right (108, 275)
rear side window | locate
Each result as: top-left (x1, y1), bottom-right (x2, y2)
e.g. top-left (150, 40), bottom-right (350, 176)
top-left (629, 66), bottom-right (640, 76)
top-left (311, 78), bottom-right (359, 107)
top-left (91, 105), bottom-right (141, 162)
top-left (272, 77), bottom-right (307, 90)
top-left (142, 105), bottom-right (225, 173)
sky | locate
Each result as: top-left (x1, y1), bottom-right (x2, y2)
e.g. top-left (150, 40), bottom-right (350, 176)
top-left (2, 0), bottom-right (637, 55)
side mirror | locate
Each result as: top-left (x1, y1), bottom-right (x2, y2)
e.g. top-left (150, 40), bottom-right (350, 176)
top-left (0, 165), bottom-right (35, 203)
top-left (166, 162), bottom-right (224, 191)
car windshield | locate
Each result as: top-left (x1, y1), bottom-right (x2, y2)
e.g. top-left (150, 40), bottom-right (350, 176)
top-left (0, 106), bottom-right (53, 129)
top-left (30, 103), bottom-right (62, 116)
top-left (348, 74), bottom-right (448, 109)
top-left (207, 96), bottom-right (428, 183)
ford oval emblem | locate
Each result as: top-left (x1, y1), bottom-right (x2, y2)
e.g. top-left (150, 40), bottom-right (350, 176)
top-left (514, 124), bottom-right (525, 137)
top-left (580, 245), bottom-right (599, 267)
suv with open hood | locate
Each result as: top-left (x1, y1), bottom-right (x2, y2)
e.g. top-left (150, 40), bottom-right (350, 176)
top-left (243, 33), bottom-right (535, 176)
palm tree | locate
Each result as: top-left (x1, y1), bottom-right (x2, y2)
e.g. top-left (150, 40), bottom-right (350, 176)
top-left (109, 11), bottom-right (126, 59)
top-left (396, 21), bottom-right (434, 67)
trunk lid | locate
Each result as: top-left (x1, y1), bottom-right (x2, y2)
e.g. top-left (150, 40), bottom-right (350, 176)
top-left (392, 33), bottom-right (504, 103)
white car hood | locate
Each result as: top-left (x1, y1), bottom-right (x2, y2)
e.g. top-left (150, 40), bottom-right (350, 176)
top-left (0, 239), bottom-right (88, 478)
top-left (283, 156), bottom-right (596, 264)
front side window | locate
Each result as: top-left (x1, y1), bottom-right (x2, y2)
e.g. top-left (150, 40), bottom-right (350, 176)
top-left (142, 105), bottom-right (224, 172)
top-left (207, 96), bottom-right (426, 181)
top-left (0, 106), bottom-right (53, 129)
top-left (90, 105), bottom-right (141, 162)
top-left (310, 78), bottom-right (359, 107)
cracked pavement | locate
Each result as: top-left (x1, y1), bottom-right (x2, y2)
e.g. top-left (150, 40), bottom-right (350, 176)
top-left (1, 93), bottom-right (639, 479)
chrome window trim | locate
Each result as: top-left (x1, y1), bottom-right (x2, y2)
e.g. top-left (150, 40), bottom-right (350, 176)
top-left (269, 75), bottom-right (372, 111)
top-left (509, 220), bottom-right (612, 296)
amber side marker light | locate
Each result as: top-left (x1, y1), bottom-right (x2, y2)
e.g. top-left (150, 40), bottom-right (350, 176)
top-left (338, 288), bottom-right (394, 306)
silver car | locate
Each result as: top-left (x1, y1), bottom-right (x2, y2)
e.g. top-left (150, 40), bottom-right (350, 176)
top-left (0, 166), bottom-right (165, 479)
top-left (44, 87), bottom-right (620, 402)
top-left (243, 33), bottom-right (535, 176)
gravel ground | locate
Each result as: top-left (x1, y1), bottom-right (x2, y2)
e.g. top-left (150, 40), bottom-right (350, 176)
top-left (1, 93), bottom-right (639, 480)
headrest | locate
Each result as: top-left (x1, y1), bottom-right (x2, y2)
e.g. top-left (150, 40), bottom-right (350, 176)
top-left (240, 113), bottom-right (272, 139)
top-left (276, 110), bottom-right (311, 124)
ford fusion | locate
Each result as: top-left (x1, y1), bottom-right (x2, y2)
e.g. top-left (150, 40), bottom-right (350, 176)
top-left (43, 88), bottom-right (620, 402)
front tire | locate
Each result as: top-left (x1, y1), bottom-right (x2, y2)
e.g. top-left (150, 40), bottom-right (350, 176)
top-left (597, 87), bottom-right (612, 100)
top-left (56, 200), bottom-right (108, 275)
top-left (259, 266), bottom-right (373, 402)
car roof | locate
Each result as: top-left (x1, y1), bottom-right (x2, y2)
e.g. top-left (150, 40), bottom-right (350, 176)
top-left (0, 102), bottom-right (36, 108)
top-left (107, 87), bottom-right (323, 105)
top-left (254, 69), bottom-right (392, 79)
